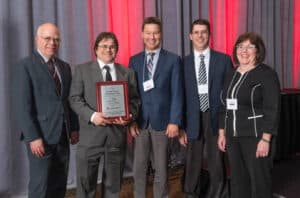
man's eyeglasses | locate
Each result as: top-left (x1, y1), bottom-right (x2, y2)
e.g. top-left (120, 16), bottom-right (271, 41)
top-left (98, 45), bottom-right (117, 50)
top-left (40, 36), bottom-right (61, 43)
top-left (236, 44), bottom-right (256, 51)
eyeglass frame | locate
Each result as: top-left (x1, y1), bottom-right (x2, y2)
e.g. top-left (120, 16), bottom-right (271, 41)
top-left (236, 44), bottom-right (256, 51)
top-left (39, 36), bottom-right (61, 43)
top-left (98, 45), bottom-right (117, 50)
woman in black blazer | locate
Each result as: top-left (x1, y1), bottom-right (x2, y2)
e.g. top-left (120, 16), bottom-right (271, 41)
top-left (218, 32), bottom-right (280, 198)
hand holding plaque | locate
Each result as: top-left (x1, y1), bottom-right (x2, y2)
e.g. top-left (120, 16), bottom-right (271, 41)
top-left (96, 81), bottom-right (130, 121)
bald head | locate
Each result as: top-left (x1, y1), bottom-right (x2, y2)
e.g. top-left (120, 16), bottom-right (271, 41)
top-left (35, 23), bottom-right (61, 59)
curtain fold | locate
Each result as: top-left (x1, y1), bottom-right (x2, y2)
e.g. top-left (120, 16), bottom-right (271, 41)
top-left (1, 0), bottom-right (298, 196)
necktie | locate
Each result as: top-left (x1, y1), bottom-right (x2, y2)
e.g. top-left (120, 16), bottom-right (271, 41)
top-left (198, 54), bottom-right (209, 112)
top-left (145, 52), bottom-right (155, 80)
top-left (103, 65), bottom-right (112, 81)
top-left (47, 59), bottom-right (61, 95)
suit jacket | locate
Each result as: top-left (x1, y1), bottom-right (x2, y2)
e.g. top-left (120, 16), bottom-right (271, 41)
top-left (69, 61), bottom-right (140, 147)
top-left (183, 50), bottom-right (232, 139)
top-left (129, 49), bottom-right (183, 130)
top-left (12, 51), bottom-right (79, 144)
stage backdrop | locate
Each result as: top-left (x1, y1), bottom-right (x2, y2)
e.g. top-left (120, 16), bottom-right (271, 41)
top-left (1, 0), bottom-right (299, 197)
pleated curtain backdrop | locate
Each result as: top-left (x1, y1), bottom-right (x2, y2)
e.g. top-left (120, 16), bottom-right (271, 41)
top-left (0, 0), bottom-right (299, 197)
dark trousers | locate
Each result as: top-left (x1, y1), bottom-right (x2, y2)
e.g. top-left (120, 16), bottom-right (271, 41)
top-left (76, 144), bottom-right (126, 198)
top-left (226, 136), bottom-right (275, 198)
top-left (26, 130), bottom-right (69, 198)
top-left (184, 111), bottom-right (227, 198)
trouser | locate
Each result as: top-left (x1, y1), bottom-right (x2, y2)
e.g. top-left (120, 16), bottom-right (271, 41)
top-left (76, 144), bottom-right (125, 198)
top-left (27, 130), bottom-right (69, 198)
top-left (184, 111), bottom-right (227, 198)
top-left (226, 136), bottom-right (276, 198)
top-left (133, 126), bottom-right (169, 198)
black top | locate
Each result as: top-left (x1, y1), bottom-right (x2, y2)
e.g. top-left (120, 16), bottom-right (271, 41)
top-left (219, 63), bottom-right (281, 137)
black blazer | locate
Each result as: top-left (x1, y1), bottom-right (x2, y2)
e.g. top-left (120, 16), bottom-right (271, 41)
top-left (219, 64), bottom-right (281, 137)
top-left (12, 51), bottom-right (78, 144)
top-left (183, 50), bottom-right (232, 139)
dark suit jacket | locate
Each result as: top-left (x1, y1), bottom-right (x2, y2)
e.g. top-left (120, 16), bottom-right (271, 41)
top-left (183, 50), bottom-right (232, 139)
top-left (69, 61), bottom-right (140, 147)
top-left (12, 51), bottom-right (79, 144)
top-left (129, 49), bottom-right (183, 130)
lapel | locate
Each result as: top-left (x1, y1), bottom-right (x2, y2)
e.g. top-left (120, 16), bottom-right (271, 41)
top-left (186, 54), bottom-right (199, 93)
top-left (208, 50), bottom-right (217, 89)
top-left (55, 59), bottom-right (64, 97)
top-left (153, 49), bottom-right (166, 80)
top-left (115, 63), bottom-right (127, 81)
top-left (90, 61), bottom-right (104, 82)
top-left (33, 51), bottom-right (61, 97)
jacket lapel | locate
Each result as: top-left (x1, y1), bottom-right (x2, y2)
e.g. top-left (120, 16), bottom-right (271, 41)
top-left (153, 49), bottom-right (165, 80)
top-left (187, 54), bottom-right (199, 94)
top-left (33, 51), bottom-right (60, 96)
top-left (208, 50), bottom-right (217, 91)
top-left (115, 63), bottom-right (127, 81)
top-left (90, 61), bottom-right (104, 82)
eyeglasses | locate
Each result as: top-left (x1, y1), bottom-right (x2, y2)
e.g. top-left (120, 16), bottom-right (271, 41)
top-left (40, 36), bottom-right (61, 43)
top-left (98, 45), bottom-right (117, 50)
top-left (236, 44), bottom-right (256, 51)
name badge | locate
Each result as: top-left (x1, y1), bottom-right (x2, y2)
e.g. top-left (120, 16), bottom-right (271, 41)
top-left (143, 79), bottom-right (155, 91)
top-left (198, 84), bottom-right (208, 94)
top-left (226, 98), bottom-right (238, 110)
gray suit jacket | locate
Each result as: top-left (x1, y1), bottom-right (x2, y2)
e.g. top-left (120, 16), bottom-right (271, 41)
top-left (69, 61), bottom-right (140, 147)
top-left (12, 51), bottom-right (79, 144)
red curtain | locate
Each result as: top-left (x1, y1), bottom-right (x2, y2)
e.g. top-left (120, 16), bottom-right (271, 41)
top-left (293, 0), bottom-right (300, 87)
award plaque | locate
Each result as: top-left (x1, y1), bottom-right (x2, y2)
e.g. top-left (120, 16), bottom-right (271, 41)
top-left (96, 81), bottom-right (130, 120)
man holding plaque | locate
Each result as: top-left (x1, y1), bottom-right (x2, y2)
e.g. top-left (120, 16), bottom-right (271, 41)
top-left (129, 17), bottom-right (184, 198)
top-left (69, 32), bottom-right (140, 198)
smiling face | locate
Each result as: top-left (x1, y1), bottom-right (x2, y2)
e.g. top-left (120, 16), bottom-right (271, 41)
top-left (236, 40), bottom-right (257, 67)
top-left (142, 24), bottom-right (161, 51)
top-left (95, 38), bottom-right (117, 64)
top-left (35, 23), bottom-right (60, 59)
top-left (190, 24), bottom-right (210, 52)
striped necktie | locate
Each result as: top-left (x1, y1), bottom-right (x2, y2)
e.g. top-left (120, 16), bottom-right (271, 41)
top-left (145, 52), bottom-right (155, 80)
top-left (47, 59), bottom-right (61, 95)
top-left (198, 54), bottom-right (209, 112)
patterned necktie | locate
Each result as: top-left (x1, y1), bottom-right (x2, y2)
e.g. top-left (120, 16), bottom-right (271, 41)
top-left (103, 65), bottom-right (112, 81)
top-left (47, 59), bottom-right (61, 95)
top-left (198, 54), bottom-right (209, 112)
top-left (145, 52), bottom-right (155, 80)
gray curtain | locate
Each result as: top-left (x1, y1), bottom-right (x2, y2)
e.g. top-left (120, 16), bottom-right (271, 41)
top-left (0, 0), bottom-right (297, 197)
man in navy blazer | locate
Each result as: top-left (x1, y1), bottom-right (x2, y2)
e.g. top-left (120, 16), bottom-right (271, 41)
top-left (12, 23), bottom-right (79, 198)
top-left (129, 17), bottom-right (183, 198)
top-left (179, 19), bottom-right (232, 198)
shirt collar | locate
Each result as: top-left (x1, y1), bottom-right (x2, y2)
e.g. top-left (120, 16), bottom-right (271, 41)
top-left (97, 59), bottom-right (114, 70)
top-left (37, 49), bottom-right (55, 63)
top-left (145, 48), bottom-right (161, 56)
top-left (193, 47), bottom-right (210, 58)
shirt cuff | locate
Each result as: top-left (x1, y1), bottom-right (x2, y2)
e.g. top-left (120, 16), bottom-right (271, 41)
top-left (90, 112), bottom-right (96, 123)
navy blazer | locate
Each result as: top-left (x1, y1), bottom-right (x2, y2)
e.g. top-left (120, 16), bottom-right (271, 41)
top-left (183, 50), bottom-right (232, 139)
top-left (12, 51), bottom-right (78, 144)
top-left (129, 49), bottom-right (183, 131)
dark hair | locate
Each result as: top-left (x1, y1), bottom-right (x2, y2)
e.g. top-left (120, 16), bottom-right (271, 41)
top-left (190, 19), bottom-right (211, 35)
top-left (142, 16), bottom-right (162, 32)
top-left (94, 32), bottom-right (119, 56)
top-left (233, 32), bottom-right (266, 65)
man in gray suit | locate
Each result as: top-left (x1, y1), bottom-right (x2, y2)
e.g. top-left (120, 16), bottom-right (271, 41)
top-left (69, 32), bottom-right (140, 198)
top-left (12, 23), bottom-right (79, 198)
